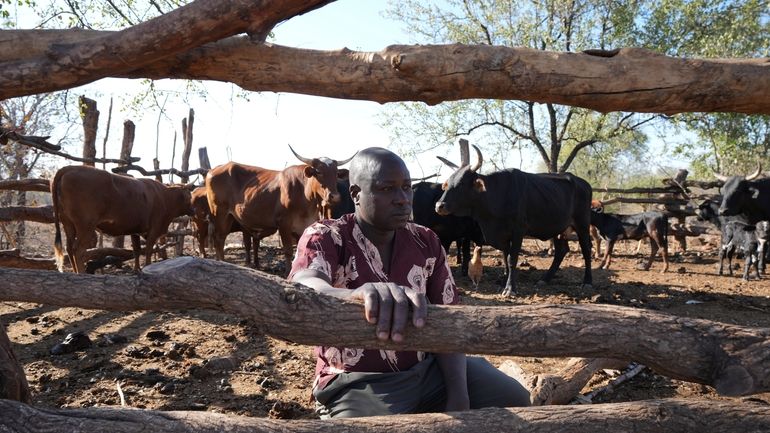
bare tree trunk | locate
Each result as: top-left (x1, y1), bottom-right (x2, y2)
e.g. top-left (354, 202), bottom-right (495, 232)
top-left (0, 324), bottom-right (30, 403)
top-left (79, 96), bottom-right (98, 167)
top-left (198, 147), bottom-right (211, 171)
top-left (0, 398), bottom-right (768, 433)
top-left (0, 257), bottom-right (768, 396)
top-left (180, 109), bottom-right (193, 184)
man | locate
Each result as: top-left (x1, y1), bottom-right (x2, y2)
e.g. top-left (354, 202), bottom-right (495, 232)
top-left (289, 147), bottom-right (530, 418)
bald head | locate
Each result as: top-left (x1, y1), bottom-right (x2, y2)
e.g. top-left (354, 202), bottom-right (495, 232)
top-left (349, 147), bottom-right (409, 186)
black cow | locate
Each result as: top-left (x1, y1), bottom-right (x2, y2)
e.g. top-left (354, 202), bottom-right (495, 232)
top-left (412, 181), bottom-right (485, 276)
top-left (329, 178), bottom-right (355, 219)
top-left (718, 220), bottom-right (769, 280)
top-left (590, 210), bottom-right (669, 272)
top-left (715, 165), bottom-right (770, 223)
top-left (435, 145), bottom-right (593, 297)
top-left (696, 198), bottom-right (749, 230)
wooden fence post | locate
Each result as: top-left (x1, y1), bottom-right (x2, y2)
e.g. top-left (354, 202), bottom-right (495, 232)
top-left (113, 120), bottom-right (135, 249)
top-left (78, 96), bottom-right (98, 167)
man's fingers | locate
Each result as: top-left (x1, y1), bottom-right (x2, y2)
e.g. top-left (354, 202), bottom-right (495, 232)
top-left (373, 283), bottom-right (393, 341)
top-left (405, 288), bottom-right (428, 328)
top-left (388, 284), bottom-right (410, 343)
top-left (361, 289), bottom-right (379, 324)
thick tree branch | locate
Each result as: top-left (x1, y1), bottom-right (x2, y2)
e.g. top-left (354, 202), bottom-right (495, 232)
top-left (1, 398), bottom-right (769, 433)
top-left (0, 0), bottom-right (335, 98)
top-left (1, 31), bottom-right (768, 114)
top-left (0, 257), bottom-right (768, 396)
top-left (559, 139), bottom-right (597, 173)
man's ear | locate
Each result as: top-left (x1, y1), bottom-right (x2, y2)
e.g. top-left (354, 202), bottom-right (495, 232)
top-left (350, 184), bottom-right (361, 204)
top-left (337, 168), bottom-right (349, 180)
top-left (474, 178), bottom-right (486, 192)
top-left (304, 166), bottom-right (316, 178)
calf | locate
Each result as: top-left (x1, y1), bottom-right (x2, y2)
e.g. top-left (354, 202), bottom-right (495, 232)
top-left (590, 210), bottom-right (669, 272)
top-left (52, 165), bottom-right (193, 273)
top-left (718, 220), bottom-right (769, 280)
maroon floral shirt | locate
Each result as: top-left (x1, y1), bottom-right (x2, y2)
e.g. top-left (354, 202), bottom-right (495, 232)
top-left (289, 213), bottom-right (459, 391)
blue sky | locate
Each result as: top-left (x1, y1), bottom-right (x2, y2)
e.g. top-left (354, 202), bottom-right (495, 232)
top-left (68, 0), bottom-right (452, 183)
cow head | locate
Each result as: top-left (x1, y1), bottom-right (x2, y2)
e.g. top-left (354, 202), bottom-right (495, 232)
top-left (714, 164), bottom-right (762, 216)
top-left (167, 184), bottom-right (195, 217)
top-left (289, 145), bottom-right (355, 209)
top-left (695, 199), bottom-right (720, 222)
top-left (435, 145), bottom-right (485, 217)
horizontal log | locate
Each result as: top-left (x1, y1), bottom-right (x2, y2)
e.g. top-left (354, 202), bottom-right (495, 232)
top-left (1, 31), bottom-right (768, 115)
top-left (0, 398), bottom-right (768, 433)
top-left (0, 178), bottom-right (50, 192)
top-left (0, 257), bottom-right (767, 396)
top-left (111, 164), bottom-right (208, 178)
top-left (0, 206), bottom-right (54, 223)
top-left (0, 253), bottom-right (56, 270)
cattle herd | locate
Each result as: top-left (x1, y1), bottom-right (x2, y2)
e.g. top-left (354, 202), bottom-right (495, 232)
top-left (49, 146), bottom-right (770, 292)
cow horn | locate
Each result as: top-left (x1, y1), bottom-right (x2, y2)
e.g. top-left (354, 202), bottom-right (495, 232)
top-left (470, 145), bottom-right (483, 172)
top-left (288, 144), bottom-right (314, 165)
top-left (712, 170), bottom-right (730, 182)
top-left (335, 152), bottom-right (357, 166)
top-left (746, 163), bottom-right (762, 180)
top-left (436, 156), bottom-right (459, 169)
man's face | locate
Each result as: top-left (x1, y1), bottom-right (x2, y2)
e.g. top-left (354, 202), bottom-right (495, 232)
top-left (353, 157), bottom-right (413, 231)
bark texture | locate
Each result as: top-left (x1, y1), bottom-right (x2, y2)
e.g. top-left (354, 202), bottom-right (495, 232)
top-left (0, 324), bottom-right (31, 403)
top-left (0, 206), bottom-right (54, 223)
top-left (0, 257), bottom-right (768, 396)
top-left (0, 29), bottom-right (768, 114)
top-left (0, 398), bottom-right (768, 433)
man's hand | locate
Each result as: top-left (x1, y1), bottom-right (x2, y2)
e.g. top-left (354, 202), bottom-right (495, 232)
top-left (349, 282), bottom-right (427, 342)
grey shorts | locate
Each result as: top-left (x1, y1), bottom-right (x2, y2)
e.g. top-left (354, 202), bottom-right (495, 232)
top-left (313, 355), bottom-right (530, 419)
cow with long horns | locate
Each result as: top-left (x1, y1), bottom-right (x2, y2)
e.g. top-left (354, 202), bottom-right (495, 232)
top-left (435, 145), bottom-right (593, 296)
top-left (714, 164), bottom-right (770, 224)
top-left (205, 146), bottom-right (355, 273)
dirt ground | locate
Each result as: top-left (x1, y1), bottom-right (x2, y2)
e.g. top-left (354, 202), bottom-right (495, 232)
top-left (3, 227), bottom-right (770, 419)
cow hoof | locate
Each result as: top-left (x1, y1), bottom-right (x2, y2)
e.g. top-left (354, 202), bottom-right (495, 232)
top-left (580, 283), bottom-right (593, 291)
top-left (501, 288), bottom-right (514, 297)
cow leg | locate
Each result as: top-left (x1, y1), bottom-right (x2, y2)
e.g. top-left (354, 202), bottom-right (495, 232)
top-left (574, 226), bottom-right (594, 288)
top-left (73, 228), bottom-right (97, 274)
top-left (645, 238), bottom-right (658, 271)
top-left (590, 226), bottom-right (601, 259)
top-left (501, 237), bottom-right (523, 297)
top-left (252, 235), bottom-right (261, 269)
top-left (278, 228), bottom-right (296, 277)
top-left (718, 244), bottom-right (727, 275)
top-left (726, 245), bottom-right (735, 276)
top-left (541, 237), bottom-right (569, 283)
top-left (196, 222), bottom-right (208, 258)
top-left (210, 213), bottom-right (232, 262)
top-left (242, 231), bottom-right (253, 267)
top-left (601, 239), bottom-right (617, 270)
top-left (62, 221), bottom-right (78, 273)
top-left (130, 234), bottom-right (142, 270)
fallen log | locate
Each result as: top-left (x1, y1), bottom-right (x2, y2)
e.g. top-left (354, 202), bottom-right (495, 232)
top-left (0, 206), bottom-right (54, 223)
top-left (0, 249), bottom-right (56, 270)
top-left (0, 398), bottom-right (768, 433)
top-left (0, 178), bottom-right (51, 192)
top-left (0, 257), bottom-right (768, 396)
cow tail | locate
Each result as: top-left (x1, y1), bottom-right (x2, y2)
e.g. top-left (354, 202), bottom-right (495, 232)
top-left (51, 170), bottom-right (65, 272)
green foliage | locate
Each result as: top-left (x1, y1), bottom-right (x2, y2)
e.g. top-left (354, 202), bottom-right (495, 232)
top-left (383, 0), bottom-right (769, 181)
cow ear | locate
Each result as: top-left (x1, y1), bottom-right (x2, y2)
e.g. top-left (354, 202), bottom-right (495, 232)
top-left (474, 178), bottom-right (486, 192)
top-left (750, 186), bottom-right (760, 199)
top-left (303, 165), bottom-right (316, 178)
top-left (337, 168), bottom-right (349, 180)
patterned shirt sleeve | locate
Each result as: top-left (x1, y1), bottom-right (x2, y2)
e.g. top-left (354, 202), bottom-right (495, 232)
top-left (423, 229), bottom-right (460, 305)
top-left (289, 222), bottom-right (341, 282)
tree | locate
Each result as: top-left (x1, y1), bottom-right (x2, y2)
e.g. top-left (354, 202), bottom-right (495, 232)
top-left (382, 0), bottom-right (768, 180)
top-left (0, 93), bottom-right (77, 248)
top-left (640, 0), bottom-right (770, 178)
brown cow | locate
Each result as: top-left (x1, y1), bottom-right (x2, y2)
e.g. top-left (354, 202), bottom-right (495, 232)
top-left (205, 146), bottom-right (354, 273)
top-left (190, 186), bottom-right (257, 266)
top-left (52, 165), bottom-right (193, 273)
